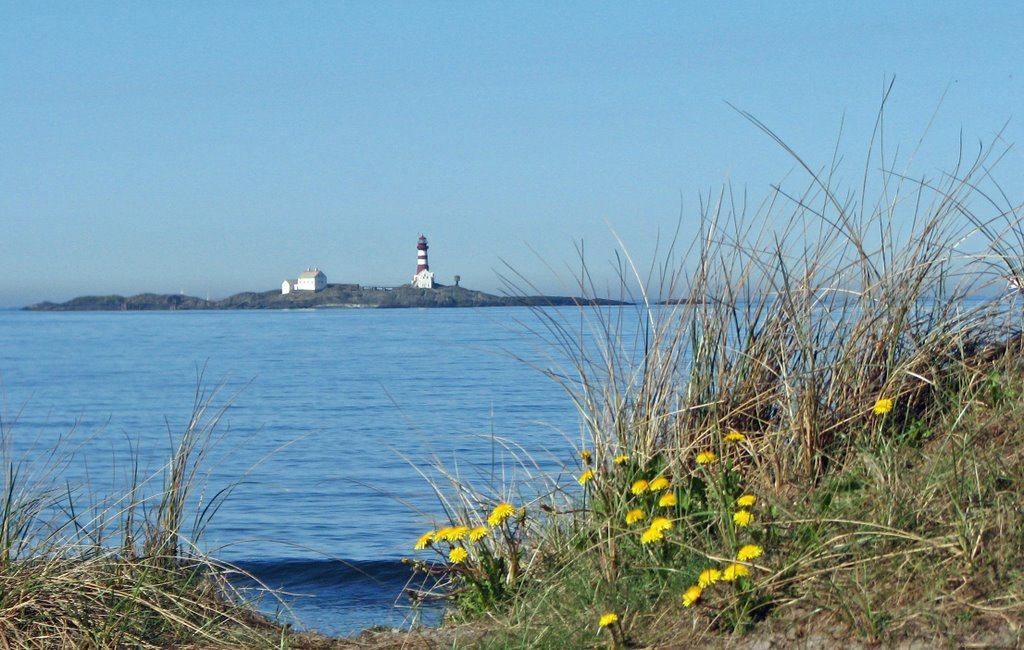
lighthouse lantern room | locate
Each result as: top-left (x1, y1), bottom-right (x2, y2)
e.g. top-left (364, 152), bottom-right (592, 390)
top-left (411, 235), bottom-right (435, 289)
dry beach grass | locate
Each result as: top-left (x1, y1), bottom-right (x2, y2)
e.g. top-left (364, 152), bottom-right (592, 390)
top-left (389, 92), bottom-right (1024, 649)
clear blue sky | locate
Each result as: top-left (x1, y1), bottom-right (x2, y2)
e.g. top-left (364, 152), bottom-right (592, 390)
top-left (2, 1), bottom-right (1022, 307)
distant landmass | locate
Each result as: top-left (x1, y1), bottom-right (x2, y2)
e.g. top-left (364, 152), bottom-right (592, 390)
top-left (23, 284), bottom-right (627, 311)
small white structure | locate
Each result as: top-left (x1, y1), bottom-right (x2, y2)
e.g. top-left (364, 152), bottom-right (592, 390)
top-left (282, 268), bottom-right (327, 294)
top-left (411, 235), bottom-right (435, 289)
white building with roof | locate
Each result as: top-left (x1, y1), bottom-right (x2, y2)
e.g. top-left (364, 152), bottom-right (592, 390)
top-left (282, 268), bottom-right (327, 294)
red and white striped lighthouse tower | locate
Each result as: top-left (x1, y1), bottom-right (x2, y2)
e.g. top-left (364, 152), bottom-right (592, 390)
top-left (416, 235), bottom-right (429, 273)
top-left (411, 235), bottom-right (435, 288)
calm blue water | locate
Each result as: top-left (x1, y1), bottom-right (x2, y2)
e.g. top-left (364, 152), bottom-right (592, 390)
top-left (0, 307), bottom-right (594, 636)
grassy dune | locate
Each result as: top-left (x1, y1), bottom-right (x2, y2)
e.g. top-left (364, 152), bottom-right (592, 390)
top-left (402, 99), bottom-right (1024, 648)
top-left (0, 386), bottom-right (291, 649)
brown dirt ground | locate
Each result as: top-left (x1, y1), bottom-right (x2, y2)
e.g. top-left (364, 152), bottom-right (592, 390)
top-left (282, 612), bottom-right (1022, 650)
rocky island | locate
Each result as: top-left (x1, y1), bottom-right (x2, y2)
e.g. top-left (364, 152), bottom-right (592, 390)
top-left (23, 284), bottom-right (626, 311)
top-left (25, 236), bottom-right (632, 311)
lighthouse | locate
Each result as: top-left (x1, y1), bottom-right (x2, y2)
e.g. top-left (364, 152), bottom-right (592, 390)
top-left (411, 235), bottom-right (435, 288)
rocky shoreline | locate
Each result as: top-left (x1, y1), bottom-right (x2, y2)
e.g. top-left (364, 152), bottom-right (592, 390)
top-left (23, 284), bottom-right (626, 311)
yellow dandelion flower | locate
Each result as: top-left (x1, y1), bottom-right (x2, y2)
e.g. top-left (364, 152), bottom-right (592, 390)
top-left (614, 454), bottom-right (630, 465)
top-left (736, 494), bottom-right (757, 507)
top-left (873, 398), bottom-right (894, 414)
top-left (640, 527), bottom-right (664, 544)
top-left (650, 516), bottom-right (673, 533)
top-left (578, 469), bottom-right (595, 485)
top-left (722, 563), bottom-right (750, 581)
top-left (413, 530), bottom-right (435, 550)
top-left (579, 449), bottom-right (592, 464)
top-left (631, 479), bottom-right (649, 495)
top-left (598, 612), bottom-right (618, 628)
top-left (658, 493), bottom-right (677, 507)
top-left (648, 476), bottom-right (671, 492)
top-left (469, 526), bottom-right (489, 542)
top-left (698, 568), bottom-right (722, 587)
top-left (448, 547), bottom-right (468, 564)
top-left (487, 502), bottom-right (515, 526)
top-left (625, 508), bottom-right (645, 525)
top-left (724, 431), bottom-right (746, 442)
top-left (682, 585), bottom-right (702, 607)
top-left (696, 451), bottom-right (717, 465)
top-left (736, 544), bottom-right (763, 561)
top-left (733, 510), bottom-right (754, 527)
top-left (447, 526), bottom-right (469, 541)
top-left (433, 526), bottom-right (453, 542)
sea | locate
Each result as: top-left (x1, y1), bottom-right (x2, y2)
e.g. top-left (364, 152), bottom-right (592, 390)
top-left (0, 306), bottom-right (612, 637)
